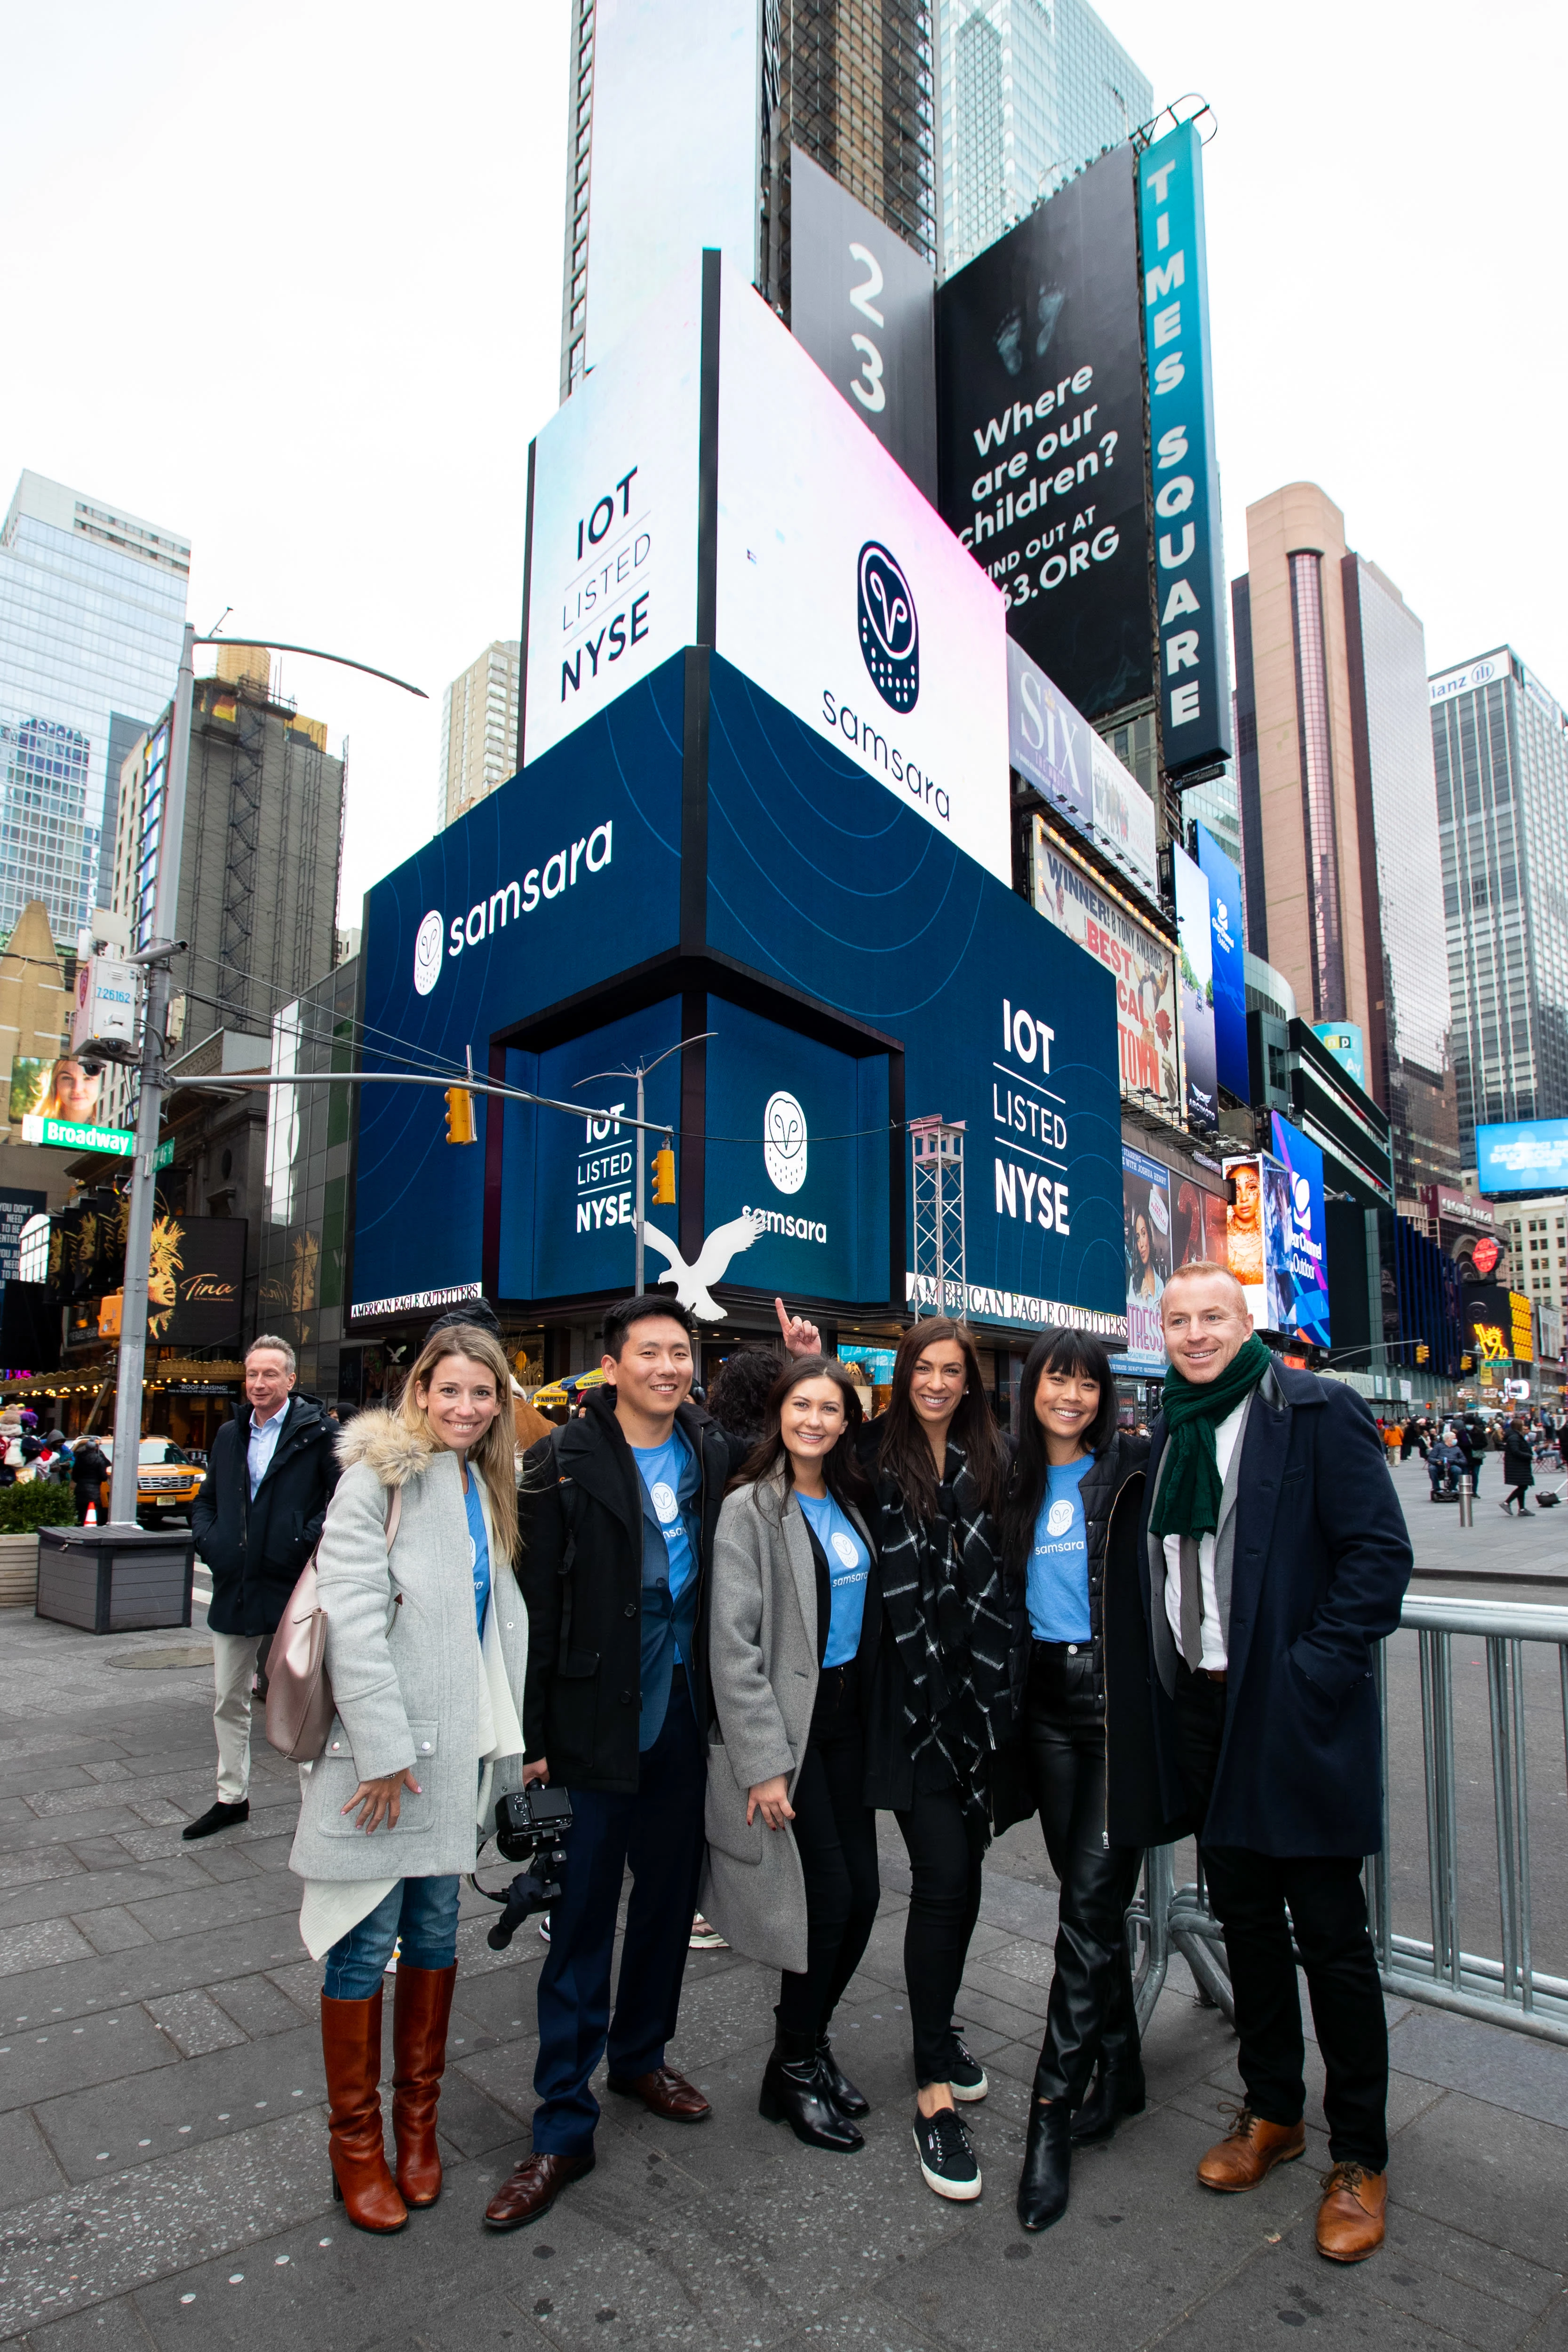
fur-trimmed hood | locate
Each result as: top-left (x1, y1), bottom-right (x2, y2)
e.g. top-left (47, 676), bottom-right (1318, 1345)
top-left (334, 1407), bottom-right (443, 1489)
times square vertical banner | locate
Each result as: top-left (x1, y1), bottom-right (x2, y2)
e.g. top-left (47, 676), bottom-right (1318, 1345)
top-left (935, 149), bottom-right (1153, 724)
top-left (1139, 120), bottom-right (1231, 776)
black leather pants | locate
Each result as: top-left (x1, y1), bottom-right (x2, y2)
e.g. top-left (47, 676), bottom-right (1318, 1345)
top-left (1026, 1642), bottom-right (1143, 2105)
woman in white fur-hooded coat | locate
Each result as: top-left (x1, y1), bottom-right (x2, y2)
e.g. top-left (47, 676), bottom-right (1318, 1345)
top-left (288, 1324), bottom-right (528, 2235)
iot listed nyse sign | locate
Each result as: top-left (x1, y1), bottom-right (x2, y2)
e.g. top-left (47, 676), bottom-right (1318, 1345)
top-left (523, 264), bottom-right (702, 766)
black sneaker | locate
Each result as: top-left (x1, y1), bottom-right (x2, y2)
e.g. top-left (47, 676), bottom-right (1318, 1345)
top-left (913, 2106), bottom-right (981, 2201)
top-left (948, 2041), bottom-right (988, 2102)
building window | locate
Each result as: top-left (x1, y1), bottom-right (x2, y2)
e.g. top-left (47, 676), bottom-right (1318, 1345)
top-left (1288, 549), bottom-right (1346, 1022)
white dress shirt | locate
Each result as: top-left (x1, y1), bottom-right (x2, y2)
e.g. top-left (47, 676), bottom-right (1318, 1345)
top-left (1163, 1398), bottom-right (1248, 1671)
top-left (247, 1400), bottom-right (290, 1498)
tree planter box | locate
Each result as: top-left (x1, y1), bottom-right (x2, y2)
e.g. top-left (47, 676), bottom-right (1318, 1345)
top-left (36, 1526), bottom-right (194, 1635)
top-left (0, 1534), bottom-right (40, 1608)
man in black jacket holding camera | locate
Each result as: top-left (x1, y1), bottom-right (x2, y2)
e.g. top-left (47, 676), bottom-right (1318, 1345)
top-left (184, 1336), bottom-right (339, 1840)
top-left (485, 1293), bottom-right (817, 2229)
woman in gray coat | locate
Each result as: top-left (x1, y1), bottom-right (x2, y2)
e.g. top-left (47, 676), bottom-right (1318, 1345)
top-left (289, 1323), bottom-right (527, 2234)
top-left (703, 1356), bottom-right (880, 2151)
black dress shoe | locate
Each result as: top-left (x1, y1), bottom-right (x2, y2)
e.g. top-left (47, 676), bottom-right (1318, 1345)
top-left (182, 1799), bottom-right (249, 1841)
top-left (815, 2037), bottom-right (870, 2119)
top-left (1017, 2096), bottom-right (1072, 2230)
top-left (758, 2052), bottom-right (864, 2150)
top-left (1071, 2050), bottom-right (1147, 2144)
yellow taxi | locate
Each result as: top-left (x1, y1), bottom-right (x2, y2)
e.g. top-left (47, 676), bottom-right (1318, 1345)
top-left (95, 1438), bottom-right (205, 1527)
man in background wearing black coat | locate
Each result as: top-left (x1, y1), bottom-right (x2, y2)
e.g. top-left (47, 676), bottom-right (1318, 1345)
top-left (185, 1335), bottom-right (339, 1840)
top-left (1110, 1261), bottom-right (1411, 2263)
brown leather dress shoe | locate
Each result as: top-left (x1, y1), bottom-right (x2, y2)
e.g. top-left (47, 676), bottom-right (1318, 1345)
top-left (1316, 2162), bottom-right (1387, 2260)
top-left (606, 2065), bottom-right (711, 2122)
top-left (1196, 2106), bottom-right (1306, 2191)
top-left (483, 2150), bottom-right (595, 2230)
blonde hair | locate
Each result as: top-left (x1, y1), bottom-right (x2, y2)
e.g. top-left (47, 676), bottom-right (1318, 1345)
top-left (398, 1323), bottom-right (519, 1567)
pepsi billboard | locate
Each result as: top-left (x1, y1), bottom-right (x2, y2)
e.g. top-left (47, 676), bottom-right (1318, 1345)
top-left (1270, 1112), bottom-right (1330, 1348)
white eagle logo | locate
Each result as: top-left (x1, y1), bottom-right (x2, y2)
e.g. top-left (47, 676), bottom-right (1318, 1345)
top-left (642, 1213), bottom-right (764, 1322)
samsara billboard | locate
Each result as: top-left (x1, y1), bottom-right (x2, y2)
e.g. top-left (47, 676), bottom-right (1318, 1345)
top-left (1476, 1117), bottom-right (1568, 1195)
top-left (524, 257), bottom-right (1011, 889)
top-left (354, 649), bottom-right (1126, 1342)
top-left (1031, 818), bottom-right (1180, 1122)
top-left (935, 147), bottom-right (1153, 724)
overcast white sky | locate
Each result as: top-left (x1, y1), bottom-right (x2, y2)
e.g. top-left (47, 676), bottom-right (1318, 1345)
top-left (6, 0), bottom-right (1564, 930)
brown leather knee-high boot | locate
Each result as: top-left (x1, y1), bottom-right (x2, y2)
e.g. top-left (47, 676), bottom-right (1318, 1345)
top-left (321, 1986), bottom-right (407, 2232)
top-left (391, 1963), bottom-right (457, 2206)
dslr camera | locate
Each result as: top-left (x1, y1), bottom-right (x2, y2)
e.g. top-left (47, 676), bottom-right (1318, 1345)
top-left (477, 1784), bottom-right (573, 1950)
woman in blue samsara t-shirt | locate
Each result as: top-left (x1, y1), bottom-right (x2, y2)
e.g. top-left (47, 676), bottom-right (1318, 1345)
top-left (998, 1329), bottom-right (1150, 2233)
top-left (702, 1357), bottom-right (881, 2153)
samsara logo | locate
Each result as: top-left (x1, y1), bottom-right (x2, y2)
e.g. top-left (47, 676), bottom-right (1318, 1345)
top-left (411, 820), bottom-right (613, 992)
top-left (763, 1090), bottom-right (808, 1195)
top-left (857, 541), bottom-right (919, 713)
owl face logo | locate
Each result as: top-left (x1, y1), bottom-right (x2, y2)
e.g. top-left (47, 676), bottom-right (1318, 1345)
top-left (857, 542), bottom-right (919, 713)
top-left (1045, 1498), bottom-right (1074, 1539)
top-left (413, 910), bottom-right (444, 997)
top-left (763, 1091), bottom-right (808, 1195)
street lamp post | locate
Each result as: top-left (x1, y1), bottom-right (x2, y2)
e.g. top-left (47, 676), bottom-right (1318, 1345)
top-left (104, 628), bottom-right (426, 1527)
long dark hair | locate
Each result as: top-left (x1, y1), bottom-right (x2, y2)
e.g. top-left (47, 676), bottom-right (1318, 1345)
top-left (875, 1318), bottom-right (1007, 1524)
top-left (1000, 1327), bottom-right (1118, 1573)
top-left (732, 1355), bottom-right (871, 1514)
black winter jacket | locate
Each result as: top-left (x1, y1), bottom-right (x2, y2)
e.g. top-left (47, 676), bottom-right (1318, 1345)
top-left (1108, 1365), bottom-right (1411, 1856)
top-left (518, 1389), bottom-right (748, 1795)
top-left (191, 1393), bottom-right (340, 1637)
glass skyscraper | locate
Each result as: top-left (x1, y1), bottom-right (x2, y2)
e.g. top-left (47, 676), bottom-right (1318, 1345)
top-left (938, 0), bottom-right (1150, 275)
top-left (0, 471), bottom-right (188, 947)
top-left (1430, 647), bottom-right (1568, 1168)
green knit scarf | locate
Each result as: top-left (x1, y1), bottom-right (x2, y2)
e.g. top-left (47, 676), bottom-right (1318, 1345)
top-left (1149, 1334), bottom-right (1273, 1540)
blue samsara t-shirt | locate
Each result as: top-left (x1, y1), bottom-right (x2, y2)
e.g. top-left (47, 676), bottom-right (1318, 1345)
top-left (463, 1474), bottom-right (491, 1637)
top-left (798, 1491), bottom-right (870, 1669)
top-left (1027, 1456), bottom-right (1093, 1642)
top-left (631, 1430), bottom-right (698, 1607)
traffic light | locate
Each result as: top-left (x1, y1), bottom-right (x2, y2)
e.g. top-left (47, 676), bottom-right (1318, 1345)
top-left (444, 1086), bottom-right (477, 1145)
top-left (651, 1138), bottom-right (676, 1204)
top-left (1415, 1343), bottom-right (1430, 1365)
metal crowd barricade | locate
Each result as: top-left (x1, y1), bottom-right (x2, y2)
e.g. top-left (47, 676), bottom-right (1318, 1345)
top-left (1127, 1591), bottom-right (1568, 2049)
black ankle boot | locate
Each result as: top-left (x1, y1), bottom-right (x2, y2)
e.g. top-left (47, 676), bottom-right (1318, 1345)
top-left (1017, 2097), bottom-right (1072, 2230)
top-left (759, 2032), bottom-right (864, 2152)
top-left (1071, 2045), bottom-right (1147, 2144)
top-left (815, 2035), bottom-right (870, 2119)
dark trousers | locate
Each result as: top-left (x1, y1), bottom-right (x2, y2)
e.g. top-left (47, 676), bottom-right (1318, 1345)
top-left (1172, 1661), bottom-right (1389, 2170)
top-left (531, 1669), bottom-right (707, 2156)
top-left (896, 1770), bottom-right (986, 2087)
top-left (1026, 1643), bottom-right (1143, 2104)
top-left (775, 1668), bottom-right (880, 2042)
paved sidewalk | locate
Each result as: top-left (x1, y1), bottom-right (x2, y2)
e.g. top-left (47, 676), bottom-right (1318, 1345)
top-left (0, 1599), bottom-right (1565, 2352)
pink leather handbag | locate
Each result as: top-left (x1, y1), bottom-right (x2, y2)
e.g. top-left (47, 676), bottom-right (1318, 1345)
top-left (264, 1488), bottom-right (401, 1763)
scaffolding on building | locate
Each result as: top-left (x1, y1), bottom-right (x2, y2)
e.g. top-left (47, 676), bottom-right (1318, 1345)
top-left (910, 1114), bottom-right (966, 1316)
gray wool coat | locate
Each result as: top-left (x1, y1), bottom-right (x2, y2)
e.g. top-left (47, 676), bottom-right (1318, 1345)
top-left (700, 1474), bottom-right (876, 1975)
top-left (288, 1411), bottom-right (528, 1884)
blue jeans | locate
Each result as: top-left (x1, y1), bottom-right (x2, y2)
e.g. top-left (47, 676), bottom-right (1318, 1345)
top-left (531, 1674), bottom-right (707, 2154)
top-left (322, 1875), bottom-right (461, 2000)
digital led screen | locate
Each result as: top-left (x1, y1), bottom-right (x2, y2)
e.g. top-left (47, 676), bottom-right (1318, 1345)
top-left (715, 265), bottom-right (1011, 887)
top-left (580, 0), bottom-right (760, 370)
top-left (1030, 818), bottom-right (1179, 1120)
top-left (1270, 1112), bottom-right (1330, 1347)
top-left (1196, 823), bottom-right (1248, 1100)
top-left (1172, 843), bottom-right (1216, 1134)
top-left (1476, 1118), bottom-right (1568, 1195)
top-left (1118, 1144), bottom-right (1171, 1372)
top-left (523, 265), bottom-right (702, 766)
top-left (936, 147), bottom-right (1153, 723)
